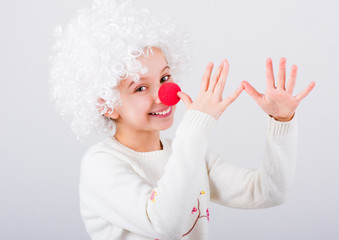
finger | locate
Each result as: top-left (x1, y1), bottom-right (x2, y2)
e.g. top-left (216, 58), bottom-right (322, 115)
top-left (177, 91), bottom-right (193, 107)
top-left (277, 57), bottom-right (286, 90)
top-left (241, 80), bottom-right (262, 103)
top-left (266, 58), bottom-right (276, 89)
top-left (214, 60), bottom-right (229, 97)
top-left (286, 65), bottom-right (297, 94)
top-left (200, 62), bottom-right (214, 92)
top-left (221, 84), bottom-right (244, 109)
top-left (208, 60), bottom-right (224, 92)
top-left (295, 81), bottom-right (316, 102)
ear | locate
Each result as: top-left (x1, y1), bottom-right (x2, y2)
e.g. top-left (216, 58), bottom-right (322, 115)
top-left (97, 98), bottom-right (120, 120)
top-left (103, 109), bottom-right (120, 120)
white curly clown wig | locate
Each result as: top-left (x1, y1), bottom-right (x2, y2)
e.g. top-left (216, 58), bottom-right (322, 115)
top-left (49, 0), bottom-right (192, 140)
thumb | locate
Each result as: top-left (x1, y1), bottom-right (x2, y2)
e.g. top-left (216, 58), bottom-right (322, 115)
top-left (177, 91), bottom-right (193, 107)
top-left (241, 81), bottom-right (261, 102)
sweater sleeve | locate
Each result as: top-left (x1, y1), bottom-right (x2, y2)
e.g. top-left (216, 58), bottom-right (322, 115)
top-left (79, 110), bottom-right (216, 240)
top-left (207, 115), bottom-right (297, 208)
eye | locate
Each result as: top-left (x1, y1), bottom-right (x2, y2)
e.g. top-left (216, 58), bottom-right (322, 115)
top-left (160, 75), bottom-right (171, 83)
top-left (135, 86), bottom-right (147, 92)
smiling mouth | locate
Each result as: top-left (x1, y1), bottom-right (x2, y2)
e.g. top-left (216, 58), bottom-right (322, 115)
top-left (148, 106), bottom-right (172, 116)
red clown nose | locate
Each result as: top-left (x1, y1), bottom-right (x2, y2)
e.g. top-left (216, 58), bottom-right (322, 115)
top-left (158, 82), bottom-right (181, 106)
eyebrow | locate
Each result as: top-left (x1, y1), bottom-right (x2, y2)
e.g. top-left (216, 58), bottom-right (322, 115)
top-left (128, 65), bottom-right (170, 89)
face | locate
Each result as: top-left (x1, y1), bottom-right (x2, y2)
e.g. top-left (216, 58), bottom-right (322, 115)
top-left (106, 47), bottom-right (176, 135)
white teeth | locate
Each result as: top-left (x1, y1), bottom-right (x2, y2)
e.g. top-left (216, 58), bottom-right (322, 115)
top-left (151, 107), bottom-right (170, 115)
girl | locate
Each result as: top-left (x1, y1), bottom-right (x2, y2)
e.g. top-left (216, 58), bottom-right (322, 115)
top-left (49, 0), bottom-right (315, 239)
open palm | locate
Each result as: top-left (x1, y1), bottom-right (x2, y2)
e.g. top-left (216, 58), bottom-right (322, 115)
top-left (241, 58), bottom-right (316, 122)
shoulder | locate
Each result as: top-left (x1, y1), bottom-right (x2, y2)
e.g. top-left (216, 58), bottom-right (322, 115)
top-left (82, 137), bottom-right (113, 157)
top-left (81, 137), bottom-right (130, 166)
top-left (80, 138), bottom-right (137, 179)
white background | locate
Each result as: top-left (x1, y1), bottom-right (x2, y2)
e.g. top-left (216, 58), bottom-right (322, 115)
top-left (1, 0), bottom-right (338, 239)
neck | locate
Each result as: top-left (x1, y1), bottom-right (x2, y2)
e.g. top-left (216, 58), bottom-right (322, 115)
top-left (114, 128), bottom-right (162, 152)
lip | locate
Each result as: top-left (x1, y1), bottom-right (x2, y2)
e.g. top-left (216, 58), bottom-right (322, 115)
top-left (149, 106), bottom-right (171, 114)
top-left (148, 106), bottom-right (172, 118)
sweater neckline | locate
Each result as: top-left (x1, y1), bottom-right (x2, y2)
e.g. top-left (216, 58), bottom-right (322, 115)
top-left (108, 136), bottom-right (169, 159)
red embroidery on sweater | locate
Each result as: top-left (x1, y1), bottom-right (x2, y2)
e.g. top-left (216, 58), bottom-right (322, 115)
top-left (180, 190), bottom-right (209, 239)
top-left (150, 190), bottom-right (157, 203)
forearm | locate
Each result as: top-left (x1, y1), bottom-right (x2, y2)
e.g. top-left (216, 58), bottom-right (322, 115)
top-left (257, 114), bottom-right (298, 207)
top-left (147, 110), bottom-right (216, 238)
top-left (208, 114), bottom-right (297, 209)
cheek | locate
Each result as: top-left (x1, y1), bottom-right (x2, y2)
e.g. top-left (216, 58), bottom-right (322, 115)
top-left (125, 96), bottom-right (152, 113)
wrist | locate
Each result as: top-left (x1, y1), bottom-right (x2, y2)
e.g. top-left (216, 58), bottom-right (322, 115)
top-left (269, 113), bottom-right (295, 122)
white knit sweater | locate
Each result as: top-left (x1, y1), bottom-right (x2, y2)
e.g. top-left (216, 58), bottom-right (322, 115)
top-left (79, 110), bottom-right (297, 240)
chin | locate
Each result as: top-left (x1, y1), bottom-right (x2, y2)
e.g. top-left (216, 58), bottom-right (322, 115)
top-left (159, 125), bottom-right (172, 131)
top-left (159, 118), bottom-right (174, 131)
top-left (160, 122), bottom-right (174, 131)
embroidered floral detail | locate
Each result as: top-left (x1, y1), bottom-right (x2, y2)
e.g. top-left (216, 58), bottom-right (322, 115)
top-left (150, 190), bottom-right (157, 203)
top-left (180, 190), bottom-right (209, 239)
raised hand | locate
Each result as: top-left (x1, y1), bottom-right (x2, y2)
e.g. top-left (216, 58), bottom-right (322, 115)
top-left (177, 60), bottom-right (243, 120)
top-left (241, 58), bottom-right (316, 122)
